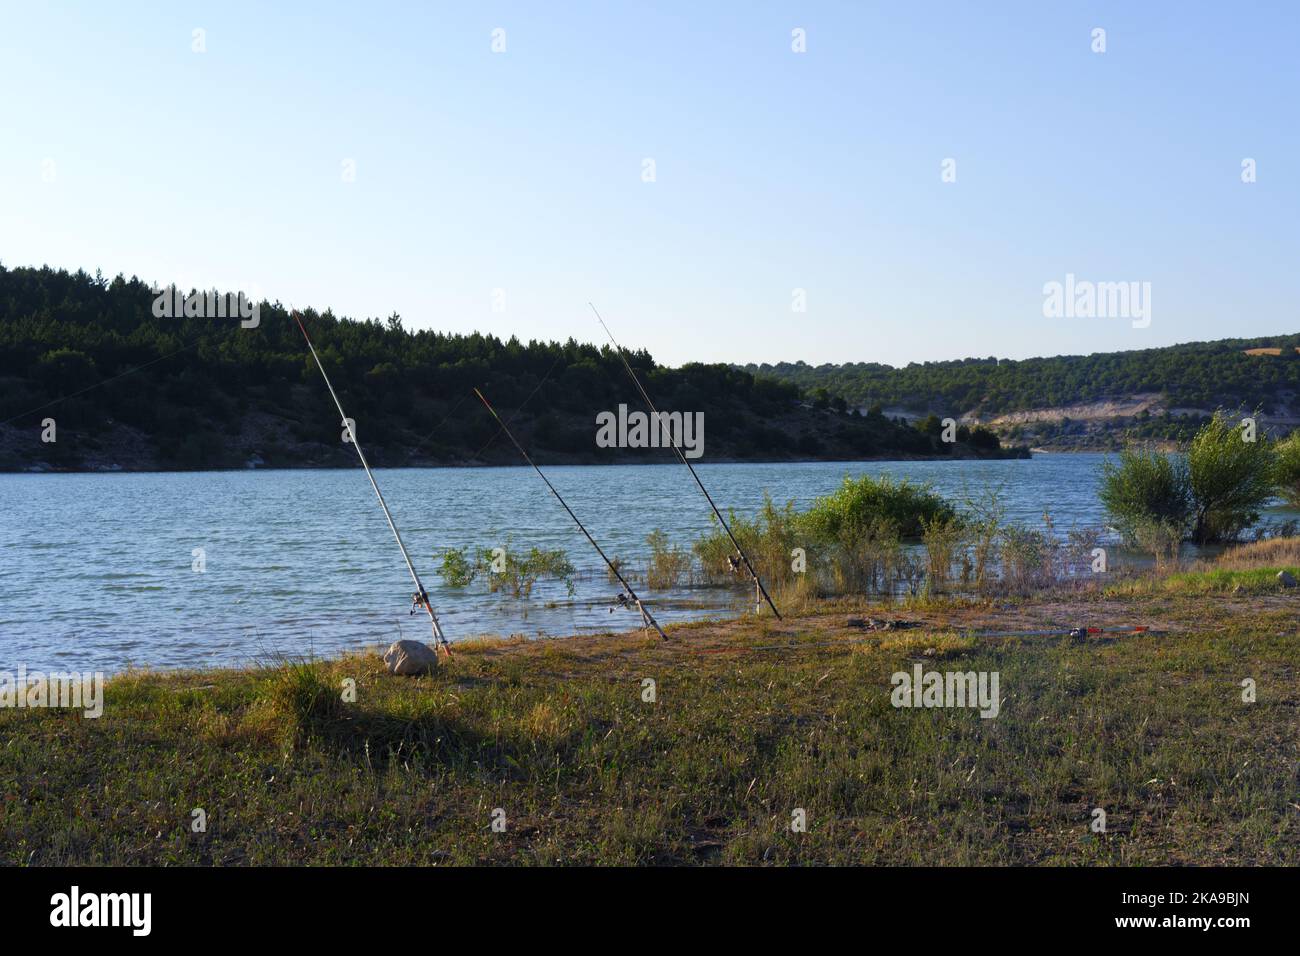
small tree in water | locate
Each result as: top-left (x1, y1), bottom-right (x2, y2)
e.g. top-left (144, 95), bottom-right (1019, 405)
top-left (1100, 411), bottom-right (1277, 547)
top-left (1186, 411), bottom-right (1276, 544)
top-left (1274, 431), bottom-right (1300, 507)
top-left (1099, 446), bottom-right (1192, 545)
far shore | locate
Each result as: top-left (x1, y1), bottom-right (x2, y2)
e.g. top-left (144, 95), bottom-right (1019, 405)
top-left (3, 447), bottom-right (1054, 475)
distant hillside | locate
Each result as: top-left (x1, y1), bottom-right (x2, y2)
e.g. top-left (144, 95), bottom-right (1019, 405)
top-left (744, 335), bottom-right (1300, 450)
top-left (0, 265), bottom-right (1024, 471)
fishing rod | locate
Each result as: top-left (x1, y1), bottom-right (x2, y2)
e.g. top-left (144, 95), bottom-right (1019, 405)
top-left (291, 310), bottom-right (451, 655)
top-left (590, 303), bottom-right (783, 621)
top-left (472, 387), bottom-right (668, 641)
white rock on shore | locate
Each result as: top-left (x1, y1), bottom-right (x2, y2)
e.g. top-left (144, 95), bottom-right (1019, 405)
top-left (382, 639), bottom-right (439, 676)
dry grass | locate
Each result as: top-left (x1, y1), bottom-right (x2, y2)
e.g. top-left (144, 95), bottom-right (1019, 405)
top-left (1212, 536), bottom-right (1300, 570)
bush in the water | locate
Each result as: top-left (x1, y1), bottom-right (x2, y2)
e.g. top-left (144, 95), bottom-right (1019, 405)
top-left (800, 474), bottom-right (955, 540)
top-left (438, 540), bottom-right (575, 598)
top-left (1099, 446), bottom-right (1192, 545)
top-left (1272, 431), bottom-right (1300, 507)
top-left (1100, 412), bottom-right (1277, 546)
top-left (645, 529), bottom-right (692, 589)
top-left (1186, 412), bottom-right (1276, 544)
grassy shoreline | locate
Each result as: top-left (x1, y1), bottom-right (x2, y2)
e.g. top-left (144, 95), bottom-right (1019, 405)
top-left (3, 587), bottom-right (1297, 866)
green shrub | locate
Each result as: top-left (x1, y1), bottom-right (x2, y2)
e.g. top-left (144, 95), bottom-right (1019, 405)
top-left (483, 545), bottom-right (575, 599)
top-left (645, 529), bottom-right (692, 589)
top-left (438, 539), bottom-right (574, 598)
top-left (1099, 446), bottom-right (1191, 544)
top-left (1186, 411), bottom-right (1277, 544)
top-left (1273, 431), bottom-right (1300, 506)
top-left (438, 547), bottom-right (478, 587)
top-left (800, 474), bottom-right (955, 541)
top-left (1101, 413), bottom-right (1279, 546)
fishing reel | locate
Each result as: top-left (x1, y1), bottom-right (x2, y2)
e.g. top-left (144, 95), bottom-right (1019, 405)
top-left (728, 552), bottom-right (759, 584)
top-left (410, 591), bottom-right (430, 615)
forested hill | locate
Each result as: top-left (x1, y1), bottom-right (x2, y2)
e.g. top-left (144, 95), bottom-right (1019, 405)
top-left (0, 265), bottom-right (1022, 472)
top-left (743, 337), bottom-right (1300, 419)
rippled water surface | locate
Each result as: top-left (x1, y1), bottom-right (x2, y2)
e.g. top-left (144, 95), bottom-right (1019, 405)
top-left (3, 454), bottom-right (1288, 672)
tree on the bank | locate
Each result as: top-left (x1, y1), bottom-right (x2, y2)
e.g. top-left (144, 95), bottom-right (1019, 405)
top-left (1274, 431), bottom-right (1300, 507)
top-left (1186, 412), bottom-right (1277, 543)
top-left (1100, 411), bottom-right (1279, 546)
top-left (1098, 446), bottom-right (1192, 545)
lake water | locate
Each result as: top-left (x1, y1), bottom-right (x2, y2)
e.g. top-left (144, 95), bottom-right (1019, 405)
top-left (1, 454), bottom-right (1292, 672)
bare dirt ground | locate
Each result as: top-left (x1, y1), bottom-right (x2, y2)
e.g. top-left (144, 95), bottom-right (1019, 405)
top-left (452, 588), bottom-right (1298, 671)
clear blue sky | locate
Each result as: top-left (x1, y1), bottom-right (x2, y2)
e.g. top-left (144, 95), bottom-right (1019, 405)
top-left (2, 1), bottom-right (1296, 367)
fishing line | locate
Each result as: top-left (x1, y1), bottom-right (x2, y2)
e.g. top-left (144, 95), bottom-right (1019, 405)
top-left (471, 347), bottom-right (569, 459)
top-left (404, 392), bottom-right (470, 464)
top-left (472, 386), bottom-right (669, 641)
top-left (0, 338), bottom-right (202, 427)
top-left (590, 302), bottom-right (783, 621)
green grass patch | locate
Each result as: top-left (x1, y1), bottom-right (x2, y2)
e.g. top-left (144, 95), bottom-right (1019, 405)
top-left (2, 592), bottom-right (1297, 865)
top-left (1110, 566), bottom-right (1300, 595)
